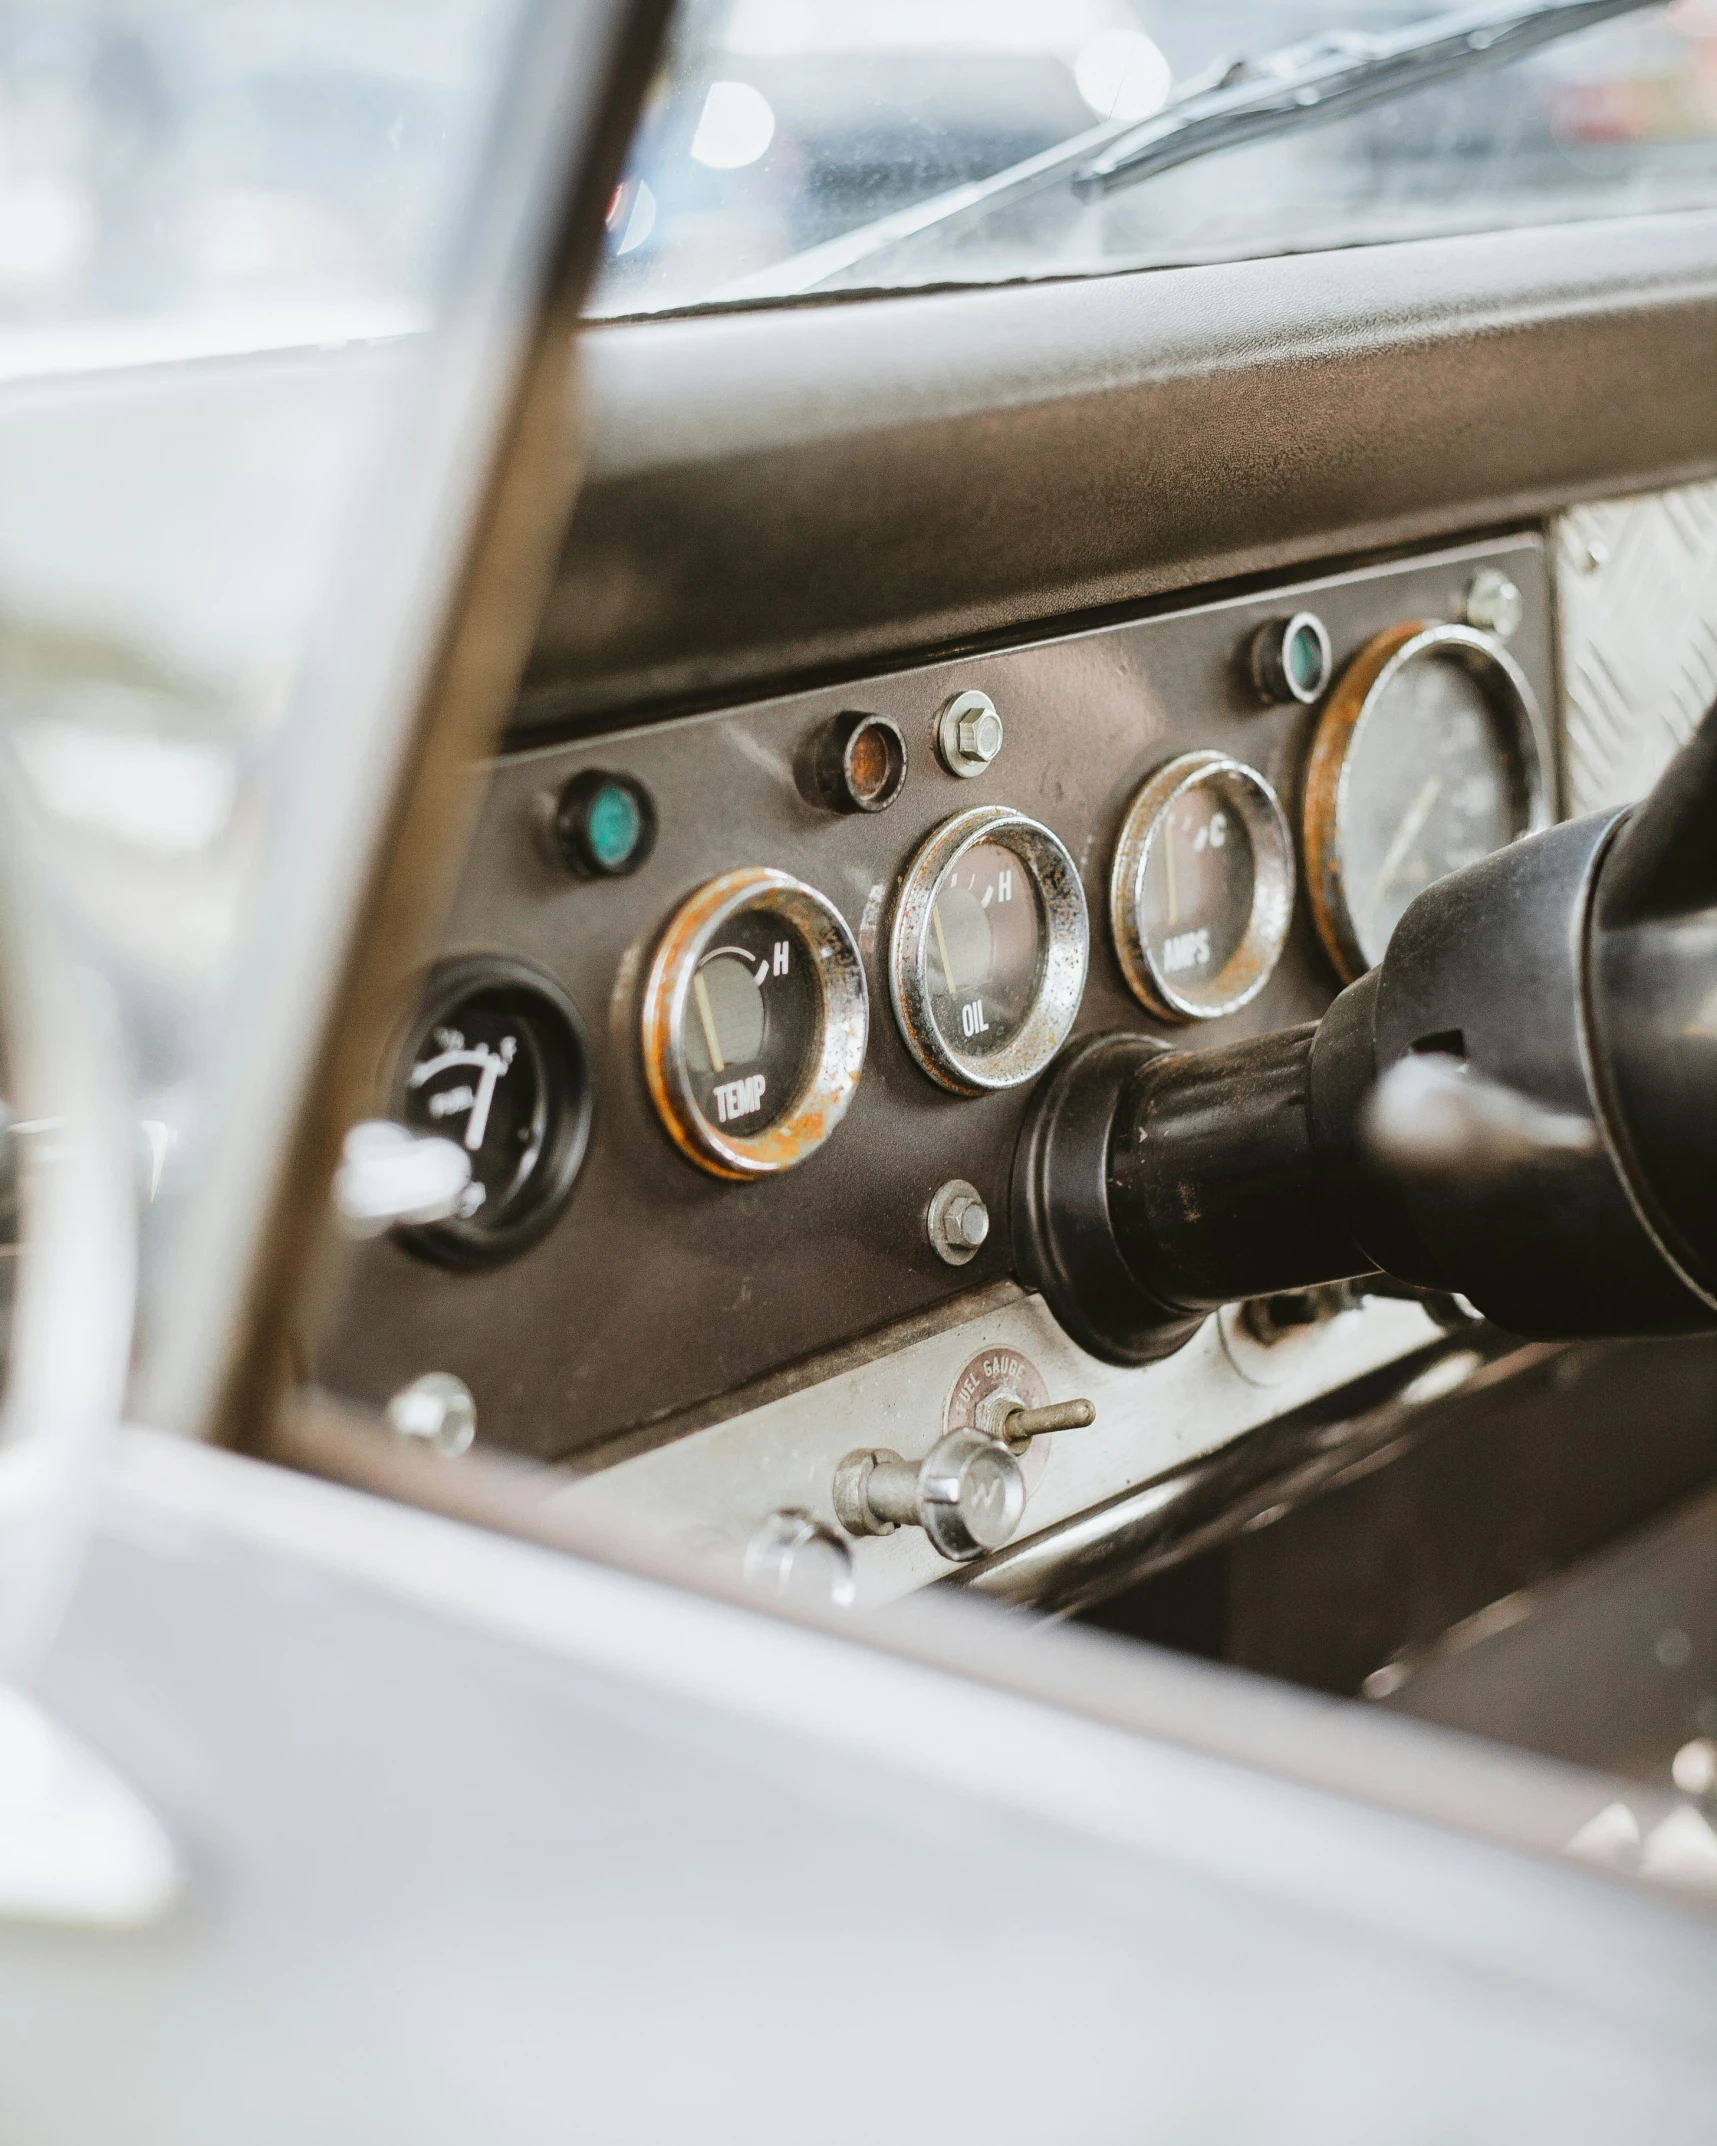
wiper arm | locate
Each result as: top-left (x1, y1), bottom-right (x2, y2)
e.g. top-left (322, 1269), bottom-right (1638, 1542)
top-left (1075, 0), bottom-right (1660, 199)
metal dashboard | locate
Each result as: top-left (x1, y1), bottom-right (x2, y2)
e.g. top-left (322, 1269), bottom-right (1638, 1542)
top-left (315, 531), bottom-right (1554, 1488)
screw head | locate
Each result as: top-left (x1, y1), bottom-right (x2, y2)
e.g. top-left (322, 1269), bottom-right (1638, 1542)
top-left (1465, 568), bottom-right (1524, 641)
top-left (937, 690), bottom-right (1003, 777)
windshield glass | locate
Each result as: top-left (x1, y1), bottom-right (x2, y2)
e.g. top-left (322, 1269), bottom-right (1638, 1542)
top-left (590, 0), bottom-right (1717, 315)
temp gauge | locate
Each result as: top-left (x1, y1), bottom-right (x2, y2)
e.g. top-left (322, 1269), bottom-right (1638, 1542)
top-left (394, 959), bottom-right (592, 1266)
top-left (1110, 752), bottom-right (1295, 1022)
top-left (1305, 620), bottom-right (1552, 980)
top-left (889, 805), bottom-right (1087, 1093)
top-left (641, 867), bottom-right (867, 1179)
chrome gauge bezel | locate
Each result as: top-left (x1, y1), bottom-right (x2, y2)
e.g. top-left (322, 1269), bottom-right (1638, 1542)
top-left (641, 866), bottom-right (867, 1180)
top-left (1304, 620), bottom-right (1552, 982)
top-left (889, 805), bottom-right (1088, 1095)
top-left (1109, 750), bottom-right (1296, 1022)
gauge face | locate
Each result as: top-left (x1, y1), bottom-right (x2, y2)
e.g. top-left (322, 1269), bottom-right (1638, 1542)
top-left (891, 807), bottom-right (1087, 1094)
top-left (1340, 661), bottom-right (1515, 956)
top-left (642, 868), bottom-right (866, 1179)
top-left (680, 913), bottom-right (818, 1137)
top-left (395, 962), bottom-right (592, 1266)
top-left (1305, 621), bottom-right (1550, 980)
top-left (1111, 753), bottom-right (1295, 1021)
top-left (924, 839), bottom-right (1046, 1062)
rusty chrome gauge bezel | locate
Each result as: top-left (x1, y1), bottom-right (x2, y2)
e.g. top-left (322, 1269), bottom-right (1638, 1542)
top-left (1109, 750), bottom-right (1295, 1023)
top-left (641, 867), bottom-right (867, 1181)
top-left (1304, 620), bottom-right (1552, 982)
top-left (889, 805), bottom-right (1087, 1095)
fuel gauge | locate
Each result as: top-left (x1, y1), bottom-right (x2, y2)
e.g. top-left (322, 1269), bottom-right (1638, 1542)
top-left (394, 959), bottom-right (592, 1266)
top-left (1110, 752), bottom-right (1295, 1022)
top-left (642, 868), bottom-right (866, 1179)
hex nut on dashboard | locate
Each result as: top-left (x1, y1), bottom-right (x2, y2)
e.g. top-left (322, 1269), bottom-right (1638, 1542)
top-left (833, 1448), bottom-right (895, 1537)
top-left (936, 690), bottom-right (1004, 777)
top-left (928, 1177), bottom-right (990, 1266)
top-left (386, 1372), bottom-right (476, 1458)
top-left (1465, 568), bottom-right (1524, 641)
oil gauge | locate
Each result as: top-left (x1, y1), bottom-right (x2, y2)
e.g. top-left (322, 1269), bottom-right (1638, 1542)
top-left (1110, 751), bottom-right (1295, 1022)
top-left (889, 805), bottom-right (1087, 1093)
top-left (642, 867), bottom-right (866, 1179)
top-left (1304, 621), bottom-right (1551, 980)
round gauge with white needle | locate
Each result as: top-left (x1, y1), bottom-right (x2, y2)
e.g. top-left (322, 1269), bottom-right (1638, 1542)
top-left (394, 959), bottom-right (592, 1266)
top-left (890, 805), bottom-right (1087, 1093)
top-left (1304, 621), bottom-right (1552, 980)
top-left (1110, 751), bottom-right (1295, 1022)
top-left (642, 868), bottom-right (867, 1179)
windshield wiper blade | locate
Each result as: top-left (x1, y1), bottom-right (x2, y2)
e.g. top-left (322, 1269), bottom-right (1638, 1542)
top-left (1075, 0), bottom-right (1660, 199)
top-left (699, 0), bottom-right (1661, 308)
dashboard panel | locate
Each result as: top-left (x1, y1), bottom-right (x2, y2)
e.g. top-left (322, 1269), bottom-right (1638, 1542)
top-left (315, 530), bottom-right (1553, 1469)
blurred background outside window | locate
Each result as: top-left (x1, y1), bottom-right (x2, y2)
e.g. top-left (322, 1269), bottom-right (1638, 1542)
top-left (590, 0), bottom-right (1717, 313)
top-left (0, 1), bottom-right (529, 1383)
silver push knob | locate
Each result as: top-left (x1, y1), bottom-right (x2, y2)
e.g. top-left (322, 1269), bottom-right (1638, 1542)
top-left (833, 1429), bottom-right (1026, 1563)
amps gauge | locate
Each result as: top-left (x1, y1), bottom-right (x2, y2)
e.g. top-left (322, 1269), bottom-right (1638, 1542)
top-left (641, 868), bottom-right (867, 1179)
top-left (394, 959), bottom-right (592, 1266)
top-left (1305, 621), bottom-right (1552, 980)
top-left (1110, 752), bottom-right (1295, 1022)
top-left (889, 805), bottom-right (1087, 1093)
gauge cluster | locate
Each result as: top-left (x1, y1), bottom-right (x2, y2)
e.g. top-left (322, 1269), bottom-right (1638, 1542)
top-left (315, 534), bottom-right (1557, 1460)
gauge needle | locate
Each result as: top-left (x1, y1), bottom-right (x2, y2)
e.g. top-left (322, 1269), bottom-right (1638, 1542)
top-left (464, 1042), bottom-right (509, 1152)
top-left (1164, 820), bottom-right (1179, 926)
top-left (932, 900), bottom-right (959, 994)
top-left (692, 969), bottom-right (726, 1072)
top-left (1373, 775), bottom-right (1442, 902)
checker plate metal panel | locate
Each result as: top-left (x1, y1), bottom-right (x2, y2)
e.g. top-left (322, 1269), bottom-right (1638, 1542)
top-left (1557, 481), bottom-right (1717, 815)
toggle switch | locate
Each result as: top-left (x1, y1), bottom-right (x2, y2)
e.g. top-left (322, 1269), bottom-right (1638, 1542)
top-left (979, 1396), bottom-right (1095, 1453)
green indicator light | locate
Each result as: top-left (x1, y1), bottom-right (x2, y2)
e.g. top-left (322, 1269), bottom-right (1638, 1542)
top-left (586, 782), bottom-right (642, 870)
top-left (1287, 625), bottom-right (1321, 694)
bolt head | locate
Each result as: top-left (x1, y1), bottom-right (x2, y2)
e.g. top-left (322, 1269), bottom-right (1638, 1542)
top-left (1465, 569), bottom-right (1523, 641)
top-left (937, 692), bottom-right (1003, 777)
top-left (957, 706), bottom-right (1003, 764)
top-left (951, 1196), bottom-right (990, 1249)
top-left (386, 1371), bottom-right (476, 1458)
top-left (928, 1177), bottom-right (989, 1265)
